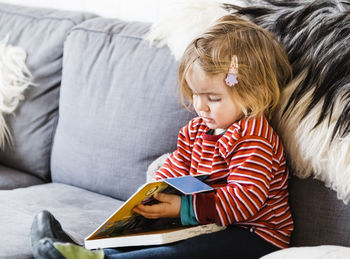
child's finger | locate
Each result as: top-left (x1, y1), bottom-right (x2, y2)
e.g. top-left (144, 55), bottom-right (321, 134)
top-left (134, 203), bottom-right (164, 215)
top-left (153, 193), bottom-right (171, 203)
top-left (133, 205), bottom-right (161, 219)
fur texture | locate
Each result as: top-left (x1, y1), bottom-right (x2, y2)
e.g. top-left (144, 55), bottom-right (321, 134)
top-left (145, 0), bottom-right (350, 203)
top-left (225, 0), bottom-right (350, 202)
top-left (0, 36), bottom-right (32, 149)
top-left (145, 0), bottom-right (247, 60)
top-left (146, 153), bottom-right (170, 182)
top-left (226, 0), bottom-right (350, 139)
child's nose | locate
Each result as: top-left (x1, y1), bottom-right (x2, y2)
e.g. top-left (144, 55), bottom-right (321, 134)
top-left (196, 97), bottom-right (209, 112)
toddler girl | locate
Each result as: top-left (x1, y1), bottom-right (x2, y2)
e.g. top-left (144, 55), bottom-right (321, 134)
top-left (31, 15), bottom-right (293, 259)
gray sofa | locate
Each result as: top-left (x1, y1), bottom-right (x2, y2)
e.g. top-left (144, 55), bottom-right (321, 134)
top-left (0, 3), bottom-right (349, 258)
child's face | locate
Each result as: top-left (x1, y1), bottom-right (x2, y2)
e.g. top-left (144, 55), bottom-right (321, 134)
top-left (186, 63), bottom-right (243, 133)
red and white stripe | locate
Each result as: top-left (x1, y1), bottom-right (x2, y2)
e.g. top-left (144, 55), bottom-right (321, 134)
top-left (155, 116), bottom-right (293, 249)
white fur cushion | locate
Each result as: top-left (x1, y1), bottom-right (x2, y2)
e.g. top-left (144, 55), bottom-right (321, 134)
top-left (146, 153), bottom-right (171, 182)
top-left (261, 245), bottom-right (350, 259)
top-left (0, 36), bottom-right (32, 148)
top-left (145, 0), bottom-right (247, 60)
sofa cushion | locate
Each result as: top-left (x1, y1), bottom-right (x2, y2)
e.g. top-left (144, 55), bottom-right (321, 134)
top-left (0, 165), bottom-right (44, 189)
top-left (261, 245), bottom-right (350, 259)
top-left (51, 18), bottom-right (194, 201)
top-left (0, 183), bottom-right (123, 258)
top-left (0, 3), bottom-right (96, 182)
top-left (289, 177), bottom-right (350, 247)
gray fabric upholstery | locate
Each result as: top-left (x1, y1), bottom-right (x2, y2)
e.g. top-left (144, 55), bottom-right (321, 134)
top-left (289, 177), bottom-right (350, 246)
top-left (0, 165), bottom-right (44, 189)
top-left (51, 18), bottom-right (194, 201)
top-left (0, 3), bottom-right (96, 181)
top-left (2, 3), bottom-right (349, 258)
top-left (0, 183), bottom-right (123, 258)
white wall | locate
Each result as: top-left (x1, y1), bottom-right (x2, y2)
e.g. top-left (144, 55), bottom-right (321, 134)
top-left (0, 0), bottom-right (182, 22)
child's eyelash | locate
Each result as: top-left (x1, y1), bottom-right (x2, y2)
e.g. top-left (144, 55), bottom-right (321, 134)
top-left (208, 97), bottom-right (221, 102)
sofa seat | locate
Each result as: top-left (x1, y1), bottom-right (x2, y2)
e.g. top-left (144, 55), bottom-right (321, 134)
top-left (0, 165), bottom-right (45, 189)
top-left (0, 183), bottom-right (123, 258)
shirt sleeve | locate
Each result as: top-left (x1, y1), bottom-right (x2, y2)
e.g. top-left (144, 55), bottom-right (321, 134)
top-left (180, 195), bottom-right (199, 226)
top-left (154, 122), bottom-right (193, 180)
top-left (193, 135), bottom-right (273, 226)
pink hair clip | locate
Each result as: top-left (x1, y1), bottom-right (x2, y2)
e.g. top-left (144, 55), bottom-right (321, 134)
top-left (225, 55), bottom-right (239, 87)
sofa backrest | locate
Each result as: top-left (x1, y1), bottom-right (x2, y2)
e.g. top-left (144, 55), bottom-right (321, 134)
top-left (289, 177), bottom-right (350, 247)
top-left (0, 3), bottom-right (96, 181)
top-left (50, 18), bottom-right (194, 201)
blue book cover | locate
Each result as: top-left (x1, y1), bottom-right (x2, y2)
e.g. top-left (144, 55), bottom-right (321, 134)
top-left (164, 175), bottom-right (213, 195)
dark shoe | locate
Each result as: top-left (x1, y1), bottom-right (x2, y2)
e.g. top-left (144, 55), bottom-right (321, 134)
top-left (33, 237), bottom-right (66, 259)
top-left (31, 210), bottom-right (79, 257)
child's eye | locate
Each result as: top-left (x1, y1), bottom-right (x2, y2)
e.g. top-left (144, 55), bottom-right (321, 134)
top-left (208, 96), bottom-right (221, 102)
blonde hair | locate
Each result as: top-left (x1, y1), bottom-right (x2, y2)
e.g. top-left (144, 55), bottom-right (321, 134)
top-left (178, 15), bottom-right (292, 119)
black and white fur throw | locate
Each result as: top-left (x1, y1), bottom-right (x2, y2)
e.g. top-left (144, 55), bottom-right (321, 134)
top-left (146, 0), bottom-right (350, 203)
top-left (226, 0), bottom-right (350, 141)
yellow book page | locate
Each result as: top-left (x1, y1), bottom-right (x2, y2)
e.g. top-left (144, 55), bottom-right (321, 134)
top-left (111, 181), bottom-right (169, 221)
top-left (89, 181), bottom-right (169, 239)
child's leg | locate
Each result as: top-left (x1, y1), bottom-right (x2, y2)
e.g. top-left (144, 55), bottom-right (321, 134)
top-left (103, 226), bottom-right (278, 259)
top-left (31, 211), bottom-right (278, 259)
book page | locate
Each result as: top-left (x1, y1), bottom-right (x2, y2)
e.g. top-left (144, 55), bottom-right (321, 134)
top-left (88, 181), bottom-right (174, 239)
top-left (87, 176), bottom-right (214, 241)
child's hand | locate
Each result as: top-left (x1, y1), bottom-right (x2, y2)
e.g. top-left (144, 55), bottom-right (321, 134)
top-left (133, 193), bottom-right (181, 219)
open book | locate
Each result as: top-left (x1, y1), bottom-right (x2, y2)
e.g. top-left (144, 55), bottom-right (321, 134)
top-left (84, 175), bottom-right (226, 249)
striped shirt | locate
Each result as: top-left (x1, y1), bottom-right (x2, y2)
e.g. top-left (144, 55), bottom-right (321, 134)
top-left (155, 116), bottom-right (294, 249)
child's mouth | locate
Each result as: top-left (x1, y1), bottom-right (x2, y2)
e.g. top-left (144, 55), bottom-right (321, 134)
top-left (202, 117), bottom-right (214, 124)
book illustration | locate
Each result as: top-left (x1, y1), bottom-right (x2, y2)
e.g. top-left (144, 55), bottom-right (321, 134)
top-left (85, 175), bottom-right (225, 249)
top-left (90, 181), bottom-right (172, 239)
top-left (93, 185), bottom-right (181, 239)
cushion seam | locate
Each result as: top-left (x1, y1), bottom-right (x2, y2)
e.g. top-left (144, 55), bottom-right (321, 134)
top-left (0, 8), bottom-right (81, 26)
top-left (70, 27), bottom-right (148, 40)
